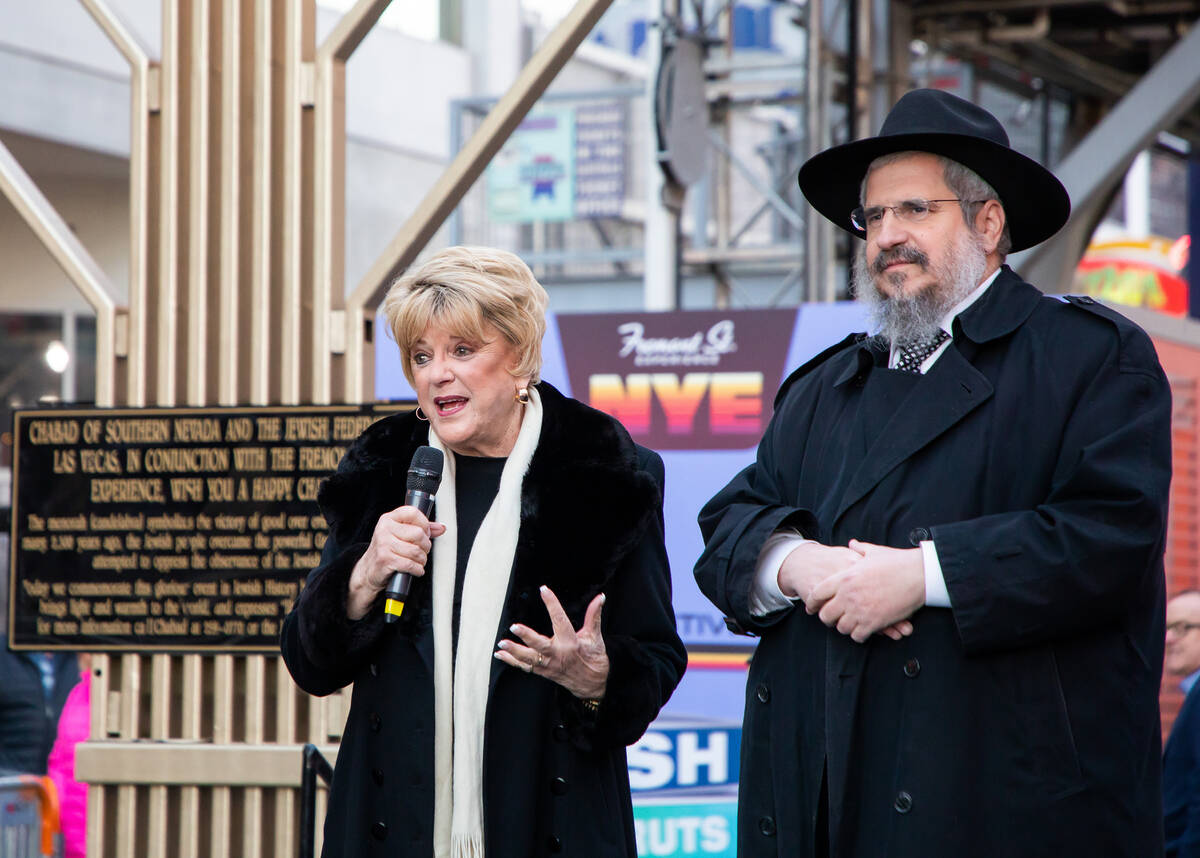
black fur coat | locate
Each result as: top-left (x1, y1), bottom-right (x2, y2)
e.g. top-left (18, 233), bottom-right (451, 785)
top-left (281, 382), bottom-right (686, 858)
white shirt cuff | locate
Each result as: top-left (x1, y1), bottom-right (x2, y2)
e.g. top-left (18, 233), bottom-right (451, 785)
top-left (921, 540), bottom-right (951, 607)
top-left (748, 532), bottom-right (813, 617)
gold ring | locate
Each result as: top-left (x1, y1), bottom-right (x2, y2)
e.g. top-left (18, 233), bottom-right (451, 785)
top-left (536, 654), bottom-right (546, 668)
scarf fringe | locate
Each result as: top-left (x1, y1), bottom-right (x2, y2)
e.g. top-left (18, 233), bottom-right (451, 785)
top-left (452, 832), bottom-right (486, 858)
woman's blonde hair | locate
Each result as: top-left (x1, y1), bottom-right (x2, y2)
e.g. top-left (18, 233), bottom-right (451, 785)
top-left (382, 246), bottom-right (549, 386)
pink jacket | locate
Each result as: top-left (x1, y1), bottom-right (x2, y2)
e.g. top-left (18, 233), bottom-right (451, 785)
top-left (47, 669), bottom-right (89, 858)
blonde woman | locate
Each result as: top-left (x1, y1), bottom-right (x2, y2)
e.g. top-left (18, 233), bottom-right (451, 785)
top-left (282, 246), bottom-right (686, 858)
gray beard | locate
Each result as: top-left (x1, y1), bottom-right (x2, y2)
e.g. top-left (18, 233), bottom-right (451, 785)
top-left (853, 231), bottom-right (988, 347)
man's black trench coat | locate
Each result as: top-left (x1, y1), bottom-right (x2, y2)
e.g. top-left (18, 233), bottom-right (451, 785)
top-left (695, 268), bottom-right (1173, 858)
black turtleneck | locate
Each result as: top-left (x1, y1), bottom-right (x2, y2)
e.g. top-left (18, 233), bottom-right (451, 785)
top-left (450, 454), bottom-right (506, 650)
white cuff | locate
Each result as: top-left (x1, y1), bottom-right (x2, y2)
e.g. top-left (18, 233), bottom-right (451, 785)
top-left (749, 532), bottom-right (812, 617)
top-left (921, 540), bottom-right (950, 607)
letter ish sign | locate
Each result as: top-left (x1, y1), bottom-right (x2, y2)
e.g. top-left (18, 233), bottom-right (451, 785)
top-left (627, 725), bottom-right (741, 792)
top-left (558, 310), bottom-right (795, 450)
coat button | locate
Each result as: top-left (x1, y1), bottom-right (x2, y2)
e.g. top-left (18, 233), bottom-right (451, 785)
top-left (371, 821), bottom-right (388, 840)
top-left (551, 777), bottom-right (568, 796)
top-left (903, 658), bottom-right (920, 678)
top-left (371, 768), bottom-right (384, 786)
top-left (546, 835), bottom-right (562, 853)
top-left (758, 816), bottom-right (776, 836)
top-left (894, 791), bottom-right (913, 813)
top-left (369, 712), bottom-right (382, 732)
top-left (908, 527), bottom-right (930, 546)
top-left (755, 683), bottom-right (770, 704)
top-left (552, 724), bottom-right (568, 742)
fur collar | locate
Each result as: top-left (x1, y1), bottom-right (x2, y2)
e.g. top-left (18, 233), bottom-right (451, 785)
top-left (317, 382), bottom-right (660, 631)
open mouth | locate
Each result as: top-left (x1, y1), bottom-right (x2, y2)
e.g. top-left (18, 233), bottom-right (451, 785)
top-left (433, 396), bottom-right (468, 416)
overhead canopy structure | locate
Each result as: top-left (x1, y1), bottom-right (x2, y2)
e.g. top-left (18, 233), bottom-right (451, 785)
top-left (829, 0), bottom-right (1200, 299)
top-left (911, 0), bottom-right (1200, 137)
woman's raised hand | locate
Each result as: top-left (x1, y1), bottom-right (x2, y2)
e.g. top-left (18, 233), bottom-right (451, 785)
top-left (495, 586), bottom-right (609, 702)
top-left (347, 506), bottom-right (446, 620)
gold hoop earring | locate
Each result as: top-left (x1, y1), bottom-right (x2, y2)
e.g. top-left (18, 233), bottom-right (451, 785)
top-left (414, 406), bottom-right (429, 421)
top-left (515, 388), bottom-right (530, 405)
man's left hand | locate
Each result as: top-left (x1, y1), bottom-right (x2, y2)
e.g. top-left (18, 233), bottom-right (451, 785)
top-left (805, 540), bottom-right (925, 643)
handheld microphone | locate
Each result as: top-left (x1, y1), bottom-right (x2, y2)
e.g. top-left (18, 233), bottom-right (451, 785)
top-left (384, 445), bottom-right (444, 623)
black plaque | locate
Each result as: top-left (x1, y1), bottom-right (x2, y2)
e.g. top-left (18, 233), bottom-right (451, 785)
top-left (8, 404), bottom-right (409, 651)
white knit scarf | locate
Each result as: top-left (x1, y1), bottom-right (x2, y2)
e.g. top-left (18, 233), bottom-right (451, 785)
top-left (429, 387), bottom-right (543, 858)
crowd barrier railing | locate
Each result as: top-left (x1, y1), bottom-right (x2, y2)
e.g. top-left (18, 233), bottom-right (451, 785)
top-left (0, 775), bottom-right (62, 858)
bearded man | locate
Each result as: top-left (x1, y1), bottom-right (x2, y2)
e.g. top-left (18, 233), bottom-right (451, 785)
top-left (695, 88), bottom-right (1173, 858)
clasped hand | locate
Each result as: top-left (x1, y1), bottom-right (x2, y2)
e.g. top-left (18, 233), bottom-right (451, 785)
top-left (494, 586), bottom-right (609, 702)
top-left (781, 540), bottom-right (925, 643)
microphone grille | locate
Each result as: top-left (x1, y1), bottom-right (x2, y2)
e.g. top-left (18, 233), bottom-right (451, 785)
top-left (407, 446), bottom-right (444, 494)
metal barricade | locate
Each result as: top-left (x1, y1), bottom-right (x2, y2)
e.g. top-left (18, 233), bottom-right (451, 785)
top-left (0, 775), bottom-right (61, 858)
top-left (298, 745), bottom-right (334, 858)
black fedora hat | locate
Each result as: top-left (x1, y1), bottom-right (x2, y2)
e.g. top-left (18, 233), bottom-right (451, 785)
top-left (797, 88), bottom-right (1070, 252)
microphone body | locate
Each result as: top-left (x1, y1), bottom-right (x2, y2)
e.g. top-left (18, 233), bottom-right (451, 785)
top-left (384, 446), bottom-right (444, 623)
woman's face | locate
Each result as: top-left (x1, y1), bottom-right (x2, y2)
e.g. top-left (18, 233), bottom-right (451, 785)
top-left (410, 321), bottom-right (528, 458)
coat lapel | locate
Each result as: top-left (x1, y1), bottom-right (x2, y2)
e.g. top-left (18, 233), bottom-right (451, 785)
top-left (832, 333), bottom-right (993, 527)
top-left (828, 266), bottom-right (1043, 527)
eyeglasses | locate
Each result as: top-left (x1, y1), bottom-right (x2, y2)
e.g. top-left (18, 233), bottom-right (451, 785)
top-left (850, 198), bottom-right (986, 234)
top-left (1167, 621), bottom-right (1200, 636)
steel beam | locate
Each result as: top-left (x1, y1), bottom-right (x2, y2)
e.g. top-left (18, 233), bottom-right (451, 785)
top-left (342, 0), bottom-right (616, 400)
top-left (278, 1), bottom-right (313, 406)
top-left (1011, 21), bottom-right (1200, 290)
top-left (148, 654), bottom-right (172, 855)
top-left (178, 654), bottom-right (203, 858)
top-left (0, 140), bottom-right (118, 407)
top-left (79, 0), bottom-right (155, 406)
top-left (645, 0), bottom-right (682, 310)
top-left (156, 0), bottom-right (180, 407)
top-left (216, 0), bottom-right (243, 408)
top-left (248, 0), bottom-right (273, 405)
top-left (313, 0), bottom-right (393, 405)
top-left (185, 0), bottom-right (211, 408)
top-left (706, 130), bottom-right (804, 230)
top-left (917, 0), bottom-right (1195, 15)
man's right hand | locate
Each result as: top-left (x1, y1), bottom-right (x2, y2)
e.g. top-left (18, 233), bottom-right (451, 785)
top-left (778, 542), bottom-right (858, 600)
top-left (780, 542), bottom-right (913, 641)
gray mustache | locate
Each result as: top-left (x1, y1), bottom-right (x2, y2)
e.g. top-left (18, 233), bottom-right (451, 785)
top-left (873, 246), bottom-right (928, 275)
